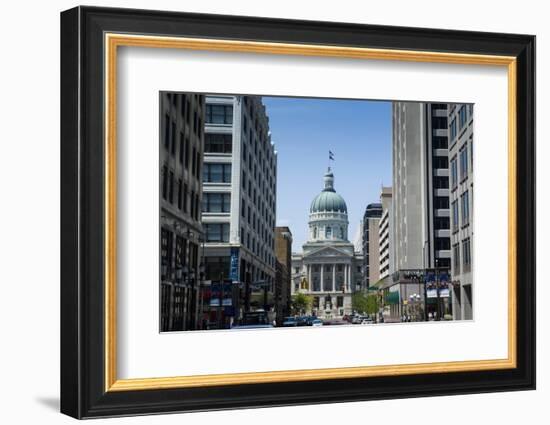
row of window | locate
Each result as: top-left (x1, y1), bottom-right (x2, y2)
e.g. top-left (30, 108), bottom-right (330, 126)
top-left (205, 104), bottom-right (233, 125)
top-left (312, 226), bottom-right (345, 240)
top-left (202, 192), bottom-right (231, 213)
top-left (204, 133), bottom-right (232, 154)
top-left (161, 165), bottom-right (201, 221)
top-left (203, 163), bottom-right (231, 183)
top-left (204, 223), bottom-right (230, 243)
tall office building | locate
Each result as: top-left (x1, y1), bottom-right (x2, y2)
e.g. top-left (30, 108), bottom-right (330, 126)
top-left (362, 202), bottom-right (382, 289)
top-left (274, 226), bottom-right (293, 325)
top-left (160, 92), bottom-right (205, 332)
top-left (200, 95), bottom-right (277, 328)
top-left (389, 102), bottom-right (452, 321)
top-left (448, 104), bottom-right (474, 320)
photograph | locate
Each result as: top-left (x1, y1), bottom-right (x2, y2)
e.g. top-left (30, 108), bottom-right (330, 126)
top-left (159, 93), bottom-right (474, 332)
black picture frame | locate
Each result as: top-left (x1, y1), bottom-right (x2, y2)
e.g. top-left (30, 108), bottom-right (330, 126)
top-left (61, 5), bottom-right (535, 419)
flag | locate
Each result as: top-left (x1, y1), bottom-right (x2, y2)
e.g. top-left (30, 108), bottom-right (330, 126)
top-left (329, 150), bottom-right (334, 161)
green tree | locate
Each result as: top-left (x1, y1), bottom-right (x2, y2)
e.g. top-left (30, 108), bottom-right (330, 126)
top-left (291, 293), bottom-right (312, 315)
top-left (352, 293), bottom-right (379, 316)
top-left (352, 293), bottom-right (369, 314)
top-left (365, 294), bottom-right (379, 316)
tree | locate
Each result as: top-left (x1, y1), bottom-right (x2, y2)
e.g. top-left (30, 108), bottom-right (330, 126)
top-left (291, 293), bottom-right (312, 315)
top-left (352, 293), bottom-right (379, 316)
top-left (352, 293), bottom-right (369, 314)
top-left (365, 294), bottom-right (379, 316)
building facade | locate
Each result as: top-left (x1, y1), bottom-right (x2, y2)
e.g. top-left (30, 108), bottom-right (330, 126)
top-left (274, 227), bottom-right (293, 325)
top-left (160, 92), bottom-right (204, 332)
top-left (291, 169), bottom-right (363, 320)
top-left (389, 102), bottom-right (452, 321)
top-left (200, 95), bottom-right (277, 328)
top-left (362, 202), bottom-right (382, 289)
top-left (378, 187), bottom-right (394, 281)
top-left (448, 103), bottom-right (474, 320)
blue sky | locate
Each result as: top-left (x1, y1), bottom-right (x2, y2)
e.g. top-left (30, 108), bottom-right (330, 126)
top-left (262, 97), bottom-right (392, 251)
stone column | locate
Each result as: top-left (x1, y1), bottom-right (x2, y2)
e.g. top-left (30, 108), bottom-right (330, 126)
top-left (332, 264), bottom-right (336, 292)
top-left (308, 264), bottom-right (311, 291)
top-left (320, 265), bottom-right (324, 292)
top-left (344, 264), bottom-right (349, 292)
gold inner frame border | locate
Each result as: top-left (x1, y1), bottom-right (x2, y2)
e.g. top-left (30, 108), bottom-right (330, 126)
top-left (104, 33), bottom-right (517, 392)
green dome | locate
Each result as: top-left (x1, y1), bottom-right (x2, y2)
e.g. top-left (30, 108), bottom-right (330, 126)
top-left (310, 168), bottom-right (348, 213)
top-left (310, 190), bottom-right (348, 213)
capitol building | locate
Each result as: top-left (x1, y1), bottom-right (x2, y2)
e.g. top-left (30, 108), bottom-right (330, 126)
top-left (291, 168), bottom-right (363, 319)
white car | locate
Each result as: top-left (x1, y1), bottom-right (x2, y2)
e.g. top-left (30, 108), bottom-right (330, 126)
top-left (360, 318), bottom-right (374, 325)
top-left (311, 319), bottom-right (324, 327)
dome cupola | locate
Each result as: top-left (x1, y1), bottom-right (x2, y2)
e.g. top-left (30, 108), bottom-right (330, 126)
top-left (308, 168), bottom-right (349, 242)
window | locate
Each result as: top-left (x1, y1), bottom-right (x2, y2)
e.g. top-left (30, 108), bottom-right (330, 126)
top-left (434, 196), bottom-right (449, 209)
top-left (204, 133), bottom-right (232, 153)
top-left (181, 94), bottom-right (190, 117)
top-left (459, 105), bottom-right (468, 130)
top-left (450, 118), bottom-right (457, 140)
top-left (161, 165), bottom-right (168, 200)
top-left (168, 171), bottom-right (174, 204)
top-left (204, 223), bottom-right (230, 242)
top-left (434, 217), bottom-right (450, 230)
top-left (433, 156), bottom-right (448, 169)
top-left (161, 228), bottom-right (173, 278)
top-left (163, 114), bottom-right (170, 149)
top-left (313, 227), bottom-right (317, 239)
top-left (202, 193), bottom-right (231, 213)
top-left (337, 296), bottom-right (344, 308)
top-left (325, 226), bottom-right (332, 239)
top-left (450, 157), bottom-right (458, 189)
top-left (192, 147), bottom-right (197, 176)
top-left (461, 190), bottom-right (470, 225)
top-left (433, 176), bottom-right (449, 189)
top-left (339, 227), bottom-right (344, 239)
top-left (204, 256), bottom-right (230, 281)
top-left (179, 132), bottom-right (185, 163)
top-left (205, 104), bottom-right (233, 124)
top-left (463, 238), bottom-right (472, 267)
top-left (171, 122), bottom-right (176, 155)
top-left (183, 184), bottom-right (188, 213)
top-left (203, 163), bottom-right (231, 183)
top-left (460, 145), bottom-right (469, 180)
top-left (241, 199), bottom-right (246, 218)
top-left (185, 137), bottom-right (190, 169)
top-left (190, 190), bottom-right (195, 219)
top-left (432, 136), bottom-right (448, 149)
top-left (177, 179), bottom-right (183, 210)
top-left (195, 193), bottom-right (200, 221)
top-left (435, 237), bottom-right (450, 250)
top-left (453, 243), bottom-right (460, 271)
top-left (452, 200), bottom-right (459, 232)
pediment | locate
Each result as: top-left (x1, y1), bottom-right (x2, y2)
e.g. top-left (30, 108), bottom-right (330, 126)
top-left (303, 245), bottom-right (353, 259)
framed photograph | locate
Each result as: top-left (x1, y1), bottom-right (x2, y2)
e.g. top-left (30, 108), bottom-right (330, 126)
top-left (60, 6), bottom-right (535, 419)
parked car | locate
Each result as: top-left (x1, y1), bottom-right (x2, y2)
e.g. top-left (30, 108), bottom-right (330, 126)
top-left (311, 319), bottom-right (324, 327)
top-left (282, 316), bottom-right (298, 327)
top-left (296, 316), bottom-right (310, 326)
top-left (360, 318), bottom-right (374, 325)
